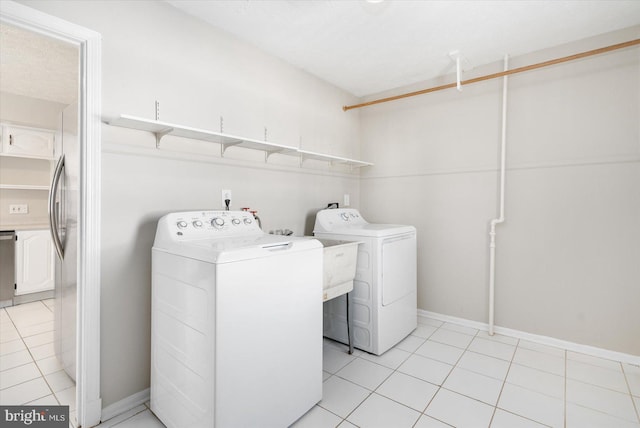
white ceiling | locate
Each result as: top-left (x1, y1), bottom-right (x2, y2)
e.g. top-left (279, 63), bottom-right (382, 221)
top-left (166, 0), bottom-right (640, 97)
top-left (0, 23), bottom-right (78, 105)
top-left (1, 2), bottom-right (637, 104)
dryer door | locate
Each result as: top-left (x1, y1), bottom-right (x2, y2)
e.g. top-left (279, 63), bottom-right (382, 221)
top-left (381, 233), bottom-right (417, 306)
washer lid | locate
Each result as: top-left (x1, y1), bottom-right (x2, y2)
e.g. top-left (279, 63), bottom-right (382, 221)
top-left (314, 208), bottom-right (415, 237)
top-left (154, 233), bottom-right (322, 263)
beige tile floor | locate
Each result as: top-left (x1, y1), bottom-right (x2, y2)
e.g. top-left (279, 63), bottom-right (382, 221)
top-left (3, 303), bottom-right (639, 428)
top-left (0, 300), bottom-right (77, 427)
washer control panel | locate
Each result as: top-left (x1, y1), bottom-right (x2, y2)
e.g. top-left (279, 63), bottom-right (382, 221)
top-left (161, 210), bottom-right (261, 239)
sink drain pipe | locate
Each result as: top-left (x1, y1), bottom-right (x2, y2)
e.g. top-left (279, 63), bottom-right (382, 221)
top-left (489, 54), bottom-right (509, 336)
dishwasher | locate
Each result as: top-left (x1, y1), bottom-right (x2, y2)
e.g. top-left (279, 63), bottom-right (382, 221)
top-left (0, 231), bottom-right (15, 307)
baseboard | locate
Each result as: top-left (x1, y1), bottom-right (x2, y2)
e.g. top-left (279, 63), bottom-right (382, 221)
top-left (13, 290), bottom-right (55, 306)
top-left (418, 309), bottom-right (640, 366)
top-left (100, 388), bottom-right (150, 423)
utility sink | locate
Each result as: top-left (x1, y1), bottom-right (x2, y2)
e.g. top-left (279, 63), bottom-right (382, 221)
top-left (317, 239), bottom-right (360, 302)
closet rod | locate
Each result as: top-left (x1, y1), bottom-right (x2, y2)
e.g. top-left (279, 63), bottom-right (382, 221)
top-left (343, 38), bottom-right (640, 111)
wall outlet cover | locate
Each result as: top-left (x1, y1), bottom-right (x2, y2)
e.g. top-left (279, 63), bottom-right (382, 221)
top-left (221, 189), bottom-right (232, 208)
top-left (9, 204), bottom-right (28, 214)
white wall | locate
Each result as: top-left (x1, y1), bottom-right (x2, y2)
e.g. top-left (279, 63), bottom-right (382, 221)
top-left (359, 26), bottom-right (640, 356)
top-left (21, 0), bottom-right (361, 408)
top-left (0, 92), bottom-right (66, 129)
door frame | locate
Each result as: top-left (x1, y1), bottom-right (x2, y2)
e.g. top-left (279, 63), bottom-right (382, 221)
top-left (0, 2), bottom-right (102, 426)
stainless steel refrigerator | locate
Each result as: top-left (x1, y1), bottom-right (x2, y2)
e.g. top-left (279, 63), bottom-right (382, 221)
top-left (50, 102), bottom-right (78, 382)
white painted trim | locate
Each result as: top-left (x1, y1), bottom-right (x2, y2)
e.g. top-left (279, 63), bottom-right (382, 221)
top-left (0, 2), bottom-right (102, 427)
top-left (100, 389), bottom-right (150, 423)
top-left (361, 154), bottom-right (640, 180)
top-left (418, 309), bottom-right (640, 366)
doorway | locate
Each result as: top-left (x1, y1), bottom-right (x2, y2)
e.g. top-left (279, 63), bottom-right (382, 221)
top-left (0, 2), bottom-right (101, 427)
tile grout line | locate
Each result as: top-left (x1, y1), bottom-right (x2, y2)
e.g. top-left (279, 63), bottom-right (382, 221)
top-left (332, 322), bottom-right (444, 427)
top-left (319, 317), bottom-right (637, 428)
top-left (12, 302), bottom-right (77, 420)
top-left (338, 339), bottom-right (424, 425)
top-left (318, 341), bottom-right (368, 425)
top-left (488, 334), bottom-right (519, 428)
top-left (495, 339), bottom-right (561, 427)
top-left (20, 303), bottom-right (59, 405)
top-left (26, 302), bottom-right (64, 405)
top-left (567, 350), bottom-right (640, 425)
top-left (2, 302), bottom-right (59, 405)
top-left (413, 323), bottom-right (523, 426)
top-left (412, 323), bottom-right (446, 423)
top-left (620, 363), bottom-right (640, 424)
top-left (414, 323), bottom-right (478, 426)
top-left (564, 348), bottom-right (567, 428)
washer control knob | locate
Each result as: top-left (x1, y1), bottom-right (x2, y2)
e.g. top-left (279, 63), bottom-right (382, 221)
top-left (211, 217), bottom-right (225, 228)
top-left (232, 218), bottom-right (241, 226)
top-left (193, 220), bottom-right (203, 228)
top-left (341, 213), bottom-right (349, 221)
top-left (243, 218), bottom-right (253, 225)
top-left (177, 221), bottom-right (188, 229)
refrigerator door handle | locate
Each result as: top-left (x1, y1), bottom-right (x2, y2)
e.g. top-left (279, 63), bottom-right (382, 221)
top-left (48, 154), bottom-right (65, 260)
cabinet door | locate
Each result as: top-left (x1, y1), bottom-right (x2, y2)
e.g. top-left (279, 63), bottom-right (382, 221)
top-left (2, 125), bottom-right (54, 158)
top-left (15, 230), bottom-right (55, 295)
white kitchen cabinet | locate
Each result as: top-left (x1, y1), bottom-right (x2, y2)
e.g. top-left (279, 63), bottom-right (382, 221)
top-left (1, 124), bottom-right (55, 159)
top-left (15, 229), bottom-right (55, 295)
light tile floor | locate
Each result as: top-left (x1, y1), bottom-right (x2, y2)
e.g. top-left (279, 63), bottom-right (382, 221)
top-left (4, 306), bottom-right (639, 428)
top-left (102, 316), bottom-right (640, 428)
top-left (0, 300), bottom-right (77, 427)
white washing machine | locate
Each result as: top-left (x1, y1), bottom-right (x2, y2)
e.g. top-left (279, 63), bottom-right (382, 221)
top-left (314, 208), bottom-right (417, 355)
top-left (151, 210), bottom-right (322, 428)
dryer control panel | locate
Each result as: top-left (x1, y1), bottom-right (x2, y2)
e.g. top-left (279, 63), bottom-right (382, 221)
top-left (157, 210), bottom-right (262, 241)
top-left (314, 208), bottom-right (367, 233)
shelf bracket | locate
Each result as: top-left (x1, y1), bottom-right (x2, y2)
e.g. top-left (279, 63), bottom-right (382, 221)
top-left (220, 140), bottom-right (242, 157)
top-left (265, 151), bottom-right (274, 163)
top-left (265, 149), bottom-right (287, 163)
top-left (449, 50), bottom-right (462, 92)
top-left (155, 127), bottom-right (174, 148)
top-left (449, 50), bottom-right (472, 93)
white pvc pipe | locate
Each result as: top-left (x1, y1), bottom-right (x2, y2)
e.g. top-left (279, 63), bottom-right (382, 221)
top-left (456, 55), bottom-right (462, 92)
top-left (489, 54), bottom-right (509, 336)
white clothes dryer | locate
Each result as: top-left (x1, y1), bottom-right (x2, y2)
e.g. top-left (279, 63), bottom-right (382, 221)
top-left (151, 210), bottom-right (322, 428)
top-left (314, 208), bottom-right (417, 355)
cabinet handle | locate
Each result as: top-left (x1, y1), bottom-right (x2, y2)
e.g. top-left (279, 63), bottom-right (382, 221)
top-left (9, 134), bottom-right (13, 145)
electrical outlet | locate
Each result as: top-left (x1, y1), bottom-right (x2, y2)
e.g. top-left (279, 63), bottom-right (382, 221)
top-left (344, 194), bottom-right (350, 207)
top-left (221, 189), bottom-right (232, 209)
top-left (9, 204), bottom-right (28, 214)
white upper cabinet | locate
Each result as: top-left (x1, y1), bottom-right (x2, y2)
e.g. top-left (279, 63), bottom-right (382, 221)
top-left (1, 124), bottom-right (55, 159)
